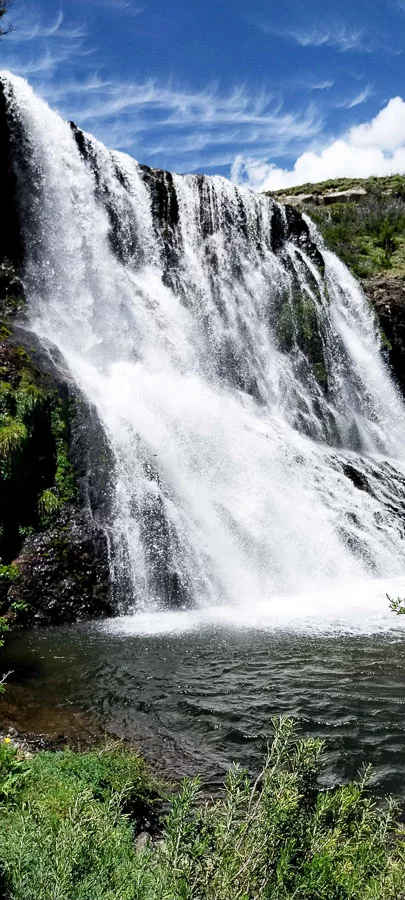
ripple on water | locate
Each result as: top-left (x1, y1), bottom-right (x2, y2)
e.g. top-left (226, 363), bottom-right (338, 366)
top-left (2, 624), bottom-right (405, 795)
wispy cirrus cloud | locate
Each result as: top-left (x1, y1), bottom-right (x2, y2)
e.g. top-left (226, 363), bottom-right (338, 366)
top-left (1, 2), bottom-right (325, 171)
top-left (1, 5), bottom-right (93, 77)
top-left (83, 0), bottom-right (145, 15)
top-left (258, 20), bottom-right (370, 52)
top-left (1, 1), bottom-right (391, 178)
top-left (39, 76), bottom-right (324, 169)
top-left (5, 7), bottom-right (87, 42)
top-left (337, 84), bottom-right (373, 109)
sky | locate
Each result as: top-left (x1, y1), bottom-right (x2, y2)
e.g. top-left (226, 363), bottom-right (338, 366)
top-left (1, 0), bottom-right (405, 190)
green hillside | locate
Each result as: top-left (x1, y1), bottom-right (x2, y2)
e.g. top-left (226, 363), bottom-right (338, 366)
top-left (271, 175), bottom-right (405, 280)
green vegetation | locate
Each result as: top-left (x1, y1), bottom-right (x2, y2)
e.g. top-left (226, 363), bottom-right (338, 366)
top-left (0, 339), bottom-right (77, 569)
top-left (0, 719), bottom-right (404, 899)
top-left (273, 174), bottom-right (405, 200)
top-left (387, 593), bottom-right (405, 615)
top-left (310, 197), bottom-right (405, 279)
top-left (272, 175), bottom-right (405, 280)
top-left (276, 287), bottom-right (328, 392)
top-left (38, 488), bottom-right (62, 526)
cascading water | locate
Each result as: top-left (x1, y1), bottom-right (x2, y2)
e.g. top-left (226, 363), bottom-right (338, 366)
top-left (2, 71), bottom-right (405, 630)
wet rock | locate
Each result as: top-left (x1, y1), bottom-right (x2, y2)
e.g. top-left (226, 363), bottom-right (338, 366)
top-left (284, 204), bottom-right (325, 273)
top-left (365, 276), bottom-right (405, 391)
top-left (0, 260), bottom-right (25, 318)
top-left (7, 509), bottom-right (112, 625)
top-left (0, 84), bottom-right (23, 269)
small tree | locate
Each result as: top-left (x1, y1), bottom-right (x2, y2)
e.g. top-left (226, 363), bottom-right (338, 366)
top-left (0, 0), bottom-right (11, 37)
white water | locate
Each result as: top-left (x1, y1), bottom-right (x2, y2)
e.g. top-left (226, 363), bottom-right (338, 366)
top-left (3, 72), bottom-right (405, 630)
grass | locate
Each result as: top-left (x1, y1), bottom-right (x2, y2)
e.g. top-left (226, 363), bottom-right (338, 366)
top-left (272, 174), bottom-right (405, 200)
top-left (270, 174), bottom-right (405, 280)
top-left (0, 419), bottom-right (27, 462)
top-left (0, 719), bottom-right (404, 899)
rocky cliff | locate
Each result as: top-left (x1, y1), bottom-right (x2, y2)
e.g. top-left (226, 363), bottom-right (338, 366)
top-left (0, 87), bottom-right (112, 626)
top-left (272, 175), bottom-right (405, 391)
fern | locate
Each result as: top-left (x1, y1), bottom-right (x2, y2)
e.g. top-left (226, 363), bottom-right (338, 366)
top-left (0, 419), bottom-right (27, 460)
top-left (38, 489), bottom-right (61, 521)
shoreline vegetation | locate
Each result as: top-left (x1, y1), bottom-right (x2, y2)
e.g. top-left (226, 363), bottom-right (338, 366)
top-left (0, 719), bottom-right (405, 899)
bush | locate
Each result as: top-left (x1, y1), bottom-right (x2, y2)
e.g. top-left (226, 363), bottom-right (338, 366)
top-left (0, 721), bottom-right (404, 899)
top-left (309, 193), bottom-right (405, 279)
top-left (0, 742), bottom-right (161, 900)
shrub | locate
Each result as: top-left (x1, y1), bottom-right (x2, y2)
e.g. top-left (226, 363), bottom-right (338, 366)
top-left (0, 419), bottom-right (27, 461)
top-left (309, 193), bottom-right (405, 280)
top-left (38, 488), bottom-right (61, 524)
top-left (0, 722), bottom-right (404, 899)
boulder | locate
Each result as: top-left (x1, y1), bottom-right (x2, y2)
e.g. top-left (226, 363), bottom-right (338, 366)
top-left (7, 510), bottom-right (112, 626)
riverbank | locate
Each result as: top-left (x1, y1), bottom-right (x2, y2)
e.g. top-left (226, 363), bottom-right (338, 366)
top-left (1, 718), bottom-right (405, 900)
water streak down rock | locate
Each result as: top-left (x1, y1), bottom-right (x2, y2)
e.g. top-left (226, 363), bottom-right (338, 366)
top-left (1, 70), bottom-right (405, 622)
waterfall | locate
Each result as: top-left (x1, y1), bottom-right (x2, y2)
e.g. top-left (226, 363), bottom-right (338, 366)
top-left (2, 71), bottom-right (405, 625)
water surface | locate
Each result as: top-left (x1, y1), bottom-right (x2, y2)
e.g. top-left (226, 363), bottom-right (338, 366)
top-left (3, 621), bottom-right (405, 796)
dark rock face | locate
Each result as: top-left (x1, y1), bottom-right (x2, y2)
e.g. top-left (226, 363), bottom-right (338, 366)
top-left (7, 510), bottom-right (112, 626)
top-left (365, 276), bottom-right (405, 391)
top-left (0, 86), bottom-right (23, 269)
top-left (283, 204), bottom-right (325, 273)
top-left (0, 91), bottom-right (115, 628)
top-left (0, 319), bottom-right (114, 626)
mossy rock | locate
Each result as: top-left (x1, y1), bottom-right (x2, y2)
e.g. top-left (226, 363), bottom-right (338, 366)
top-left (275, 284), bottom-right (329, 393)
top-left (6, 510), bottom-right (112, 625)
top-left (0, 327), bottom-right (77, 567)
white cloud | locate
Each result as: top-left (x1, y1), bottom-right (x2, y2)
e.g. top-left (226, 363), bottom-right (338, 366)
top-left (258, 21), bottom-right (369, 53)
top-left (232, 97), bottom-right (405, 192)
top-left (338, 85), bottom-right (373, 110)
top-left (0, 2), bottom-right (324, 172)
top-left (35, 77), bottom-right (323, 167)
top-left (350, 96), bottom-right (405, 149)
top-left (83, 0), bottom-right (144, 14)
top-left (5, 8), bottom-right (87, 42)
top-left (289, 23), bottom-right (365, 52)
top-left (1, 4), bottom-right (92, 77)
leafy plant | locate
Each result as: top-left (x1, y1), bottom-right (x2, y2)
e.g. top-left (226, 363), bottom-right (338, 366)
top-left (38, 489), bottom-right (61, 524)
top-left (0, 722), bottom-right (404, 899)
top-left (0, 741), bottom-right (27, 801)
top-left (0, 563), bottom-right (19, 583)
top-left (387, 593), bottom-right (405, 615)
top-left (0, 419), bottom-right (27, 461)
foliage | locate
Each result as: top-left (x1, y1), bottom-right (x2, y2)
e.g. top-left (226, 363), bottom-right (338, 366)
top-left (271, 175), bottom-right (405, 280)
top-left (0, 418), bottom-right (27, 463)
top-left (0, 721), bottom-right (404, 899)
top-left (0, 742), bottom-right (161, 900)
top-left (310, 195), bottom-right (405, 279)
top-left (0, 563), bottom-right (19, 583)
top-left (387, 593), bottom-right (405, 615)
top-left (38, 488), bottom-right (61, 525)
top-left (51, 405), bottom-right (78, 504)
top-left (273, 174), bottom-right (405, 200)
top-left (0, 337), bottom-right (77, 568)
top-left (0, 741), bottom-right (26, 801)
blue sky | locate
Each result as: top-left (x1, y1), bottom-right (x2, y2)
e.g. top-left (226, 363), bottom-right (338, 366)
top-left (1, 0), bottom-right (405, 189)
